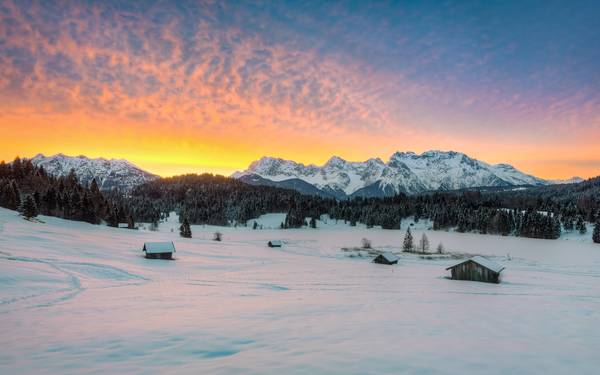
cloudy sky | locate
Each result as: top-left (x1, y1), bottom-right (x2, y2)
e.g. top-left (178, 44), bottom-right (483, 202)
top-left (1, 0), bottom-right (599, 178)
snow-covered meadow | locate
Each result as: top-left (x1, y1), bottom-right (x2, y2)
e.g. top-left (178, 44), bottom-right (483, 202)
top-left (1, 208), bottom-right (599, 374)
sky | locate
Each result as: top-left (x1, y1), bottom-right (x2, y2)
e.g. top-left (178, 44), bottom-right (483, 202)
top-left (0, 0), bottom-right (599, 179)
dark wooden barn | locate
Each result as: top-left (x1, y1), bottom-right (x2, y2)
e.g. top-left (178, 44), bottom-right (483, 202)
top-left (446, 256), bottom-right (504, 283)
top-left (373, 252), bottom-right (399, 265)
top-left (143, 241), bottom-right (176, 259)
top-left (268, 240), bottom-right (283, 248)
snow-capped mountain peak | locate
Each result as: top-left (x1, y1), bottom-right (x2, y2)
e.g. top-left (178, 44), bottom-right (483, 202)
top-left (324, 156), bottom-right (349, 169)
top-left (30, 153), bottom-right (159, 191)
top-left (234, 150), bottom-right (549, 198)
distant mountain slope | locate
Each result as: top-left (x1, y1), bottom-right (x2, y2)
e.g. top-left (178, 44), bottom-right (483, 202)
top-left (30, 154), bottom-right (158, 191)
top-left (233, 150), bottom-right (549, 197)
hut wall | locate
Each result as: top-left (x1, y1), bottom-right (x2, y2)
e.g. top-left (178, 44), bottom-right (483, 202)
top-left (145, 252), bottom-right (173, 260)
top-left (450, 261), bottom-right (499, 283)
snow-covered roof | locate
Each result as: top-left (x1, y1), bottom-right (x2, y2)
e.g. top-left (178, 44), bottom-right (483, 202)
top-left (143, 242), bottom-right (175, 254)
top-left (269, 240), bottom-right (283, 246)
top-left (379, 252), bottom-right (399, 263)
top-left (446, 256), bottom-right (504, 273)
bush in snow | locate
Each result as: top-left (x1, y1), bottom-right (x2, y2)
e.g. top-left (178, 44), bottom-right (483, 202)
top-left (436, 242), bottom-right (444, 254)
top-left (361, 238), bottom-right (372, 249)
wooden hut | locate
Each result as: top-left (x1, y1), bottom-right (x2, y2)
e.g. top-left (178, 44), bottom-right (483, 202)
top-left (143, 242), bottom-right (176, 259)
top-left (446, 256), bottom-right (504, 283)
top-left (268, 240), bottom-right (283, 248)
top-left (373, 252), bottom-right (399, 265)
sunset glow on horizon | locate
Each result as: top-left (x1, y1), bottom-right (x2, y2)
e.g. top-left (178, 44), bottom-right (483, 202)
top-left (1, 0), bottom-right (599, 179)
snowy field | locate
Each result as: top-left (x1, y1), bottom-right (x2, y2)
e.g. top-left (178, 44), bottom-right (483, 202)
top-left (1, 208), bottom-right (599, 374)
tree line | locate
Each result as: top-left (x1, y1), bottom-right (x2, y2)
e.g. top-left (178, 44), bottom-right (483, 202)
top-left (127, 173), bottom-right (600, 242)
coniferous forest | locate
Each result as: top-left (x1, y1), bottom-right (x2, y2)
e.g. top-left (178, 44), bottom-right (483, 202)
top-left (1, 157), bottom-right (600, 242)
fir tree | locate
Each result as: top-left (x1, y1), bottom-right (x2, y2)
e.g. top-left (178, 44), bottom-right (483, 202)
top-left (593, 220), bottom-right (600, 244)
top-left (20, 194), bottom-right (38, 220)
top-left (402, 227), bottom-right (414, 252)
top-left (563, 216), bottom-right (574, 232)
top-left (107, 209), bottom-right (118, 227)
top-left (90, 178), bottom-right (100, 195)
top-left (179, 218), bottom-right (192, 238)
top-left (66, 168), bottom-right (78, 188)
top-left (576, 216), bottom-right (587, 234)
top-left (310, 217), bottom-right (317, 228)
top-left (127, 214), bottom-right (135, 229)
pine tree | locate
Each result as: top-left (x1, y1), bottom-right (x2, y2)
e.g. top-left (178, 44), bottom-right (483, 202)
top-left (552, 216), bottom-right (562, 239)
top-left (593, 220), bottom-right (600, 244)
top-left (253, 221), bottom-right (258, 230)
top-left (179, 218), bottom-right (192, 238)
top-left (90, 178), bottom-right (100, 195)
top-left (7, 180), bottom-right (21, 210)
top-left (127, 214), bottom-right (135, 229)
top-left (43, 188), bottom-right (57, 214)
top-left (107, 209), bottom-right (118, 227)
top-left (20, 194), bottom-right (38, 220)
top-left (563, 216), bottom-right (574, 232)
top-left (402, 227), bottom-right (414, 252)
top-left (576, 216), bottom-right (587, 234)
top-left (66, 168), bottom-right (78, 188)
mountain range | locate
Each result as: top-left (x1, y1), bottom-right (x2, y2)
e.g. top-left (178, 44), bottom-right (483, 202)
top-left (26, 151), bottom-right (582, 197)
top-left (233, 151), bottom-right (552, 198)
top-left (30, 154), bottom-right (159, 191)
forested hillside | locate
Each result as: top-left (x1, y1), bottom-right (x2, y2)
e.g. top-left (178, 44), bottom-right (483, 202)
top-left (0, 157), bottom-right (133, 225)
top-left (129, 174), bottom-right (335, 227)
top-left (128, 173), bottom-right (600, 241)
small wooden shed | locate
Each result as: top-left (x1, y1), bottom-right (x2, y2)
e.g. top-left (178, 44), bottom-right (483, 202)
top-left (143, 242), bottom-right (175, 259)
top-left (268, 240), bottom-right (283, 248)
top-left (446, 256), bottom-right (504, 283)
top-left (373, 252), bottom-right (399, 265)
